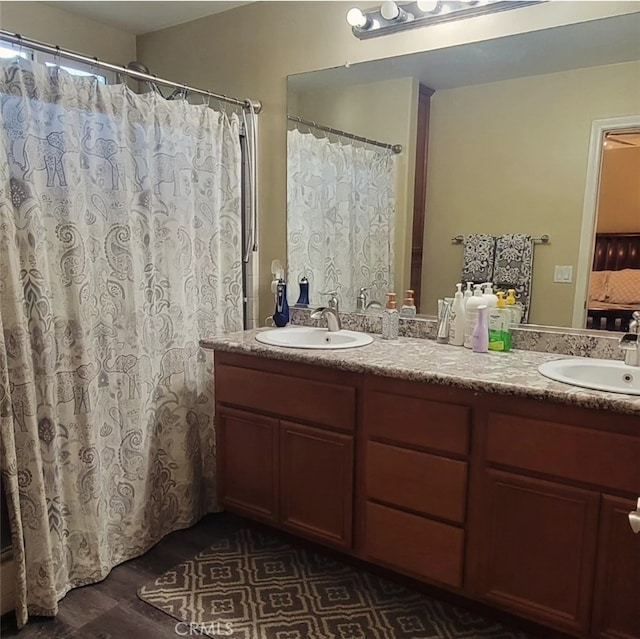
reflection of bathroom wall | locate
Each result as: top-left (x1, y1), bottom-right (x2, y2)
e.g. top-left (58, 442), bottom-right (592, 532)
top-left (289, 78), bottom-right (418, 302)
top-left (596, 145), bottom-right (640, 233)
top-left (422, 60), bottom-right (640, 326)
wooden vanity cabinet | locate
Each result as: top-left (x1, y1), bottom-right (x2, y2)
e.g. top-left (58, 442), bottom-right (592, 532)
top-left (469, 400), bottom-right (640, 638)
top-left (360, 376), bottom-right (472, 588)
top-left (213, 350), bottom-right (640, 639)
top-left (214, 352), bottom-right (357, 550)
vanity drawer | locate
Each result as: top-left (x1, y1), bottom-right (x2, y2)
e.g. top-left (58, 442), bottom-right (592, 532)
top-left (364, 389), bottom-right (470, 456)
top-left (366, 441), bottom-right (467, 523)
top-left (216, 364), bottom-right (356, 432)
top-left (364, 502), bottom-right (464, 588)
top-left (486, 412), bottom-right (640, 493)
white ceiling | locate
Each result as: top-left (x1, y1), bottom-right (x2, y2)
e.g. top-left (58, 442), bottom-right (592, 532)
top-left (40, 1), bottom-right (254, 36)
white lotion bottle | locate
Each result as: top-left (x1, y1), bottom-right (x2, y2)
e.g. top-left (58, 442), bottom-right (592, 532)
top-left (463, 282), bottom-right (473, 311)
top-left (449, 283), bottom-right (466, 346)
top-left (482, 282), bottom-right (498, 309)
top-left (464, 285), bottom-right (484, 348)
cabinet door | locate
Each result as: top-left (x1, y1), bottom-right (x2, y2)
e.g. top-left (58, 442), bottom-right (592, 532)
top-left (217, 406), bottom-right (279, 523)
top-left (592, 495), bottom-right (640, 639)
top-left (280, 421), bottom-right (353, 549)
top-left (477, 470), bottom-right (599, 635)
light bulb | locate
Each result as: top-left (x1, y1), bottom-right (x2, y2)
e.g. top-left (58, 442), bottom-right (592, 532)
top-left (346, 7), bottom-right (369, 28)
top-left (381, 1), bottom-right (400, 20)
top-left (381, 1), bottom-right (409, 21)
top-left (416, 0), bottom-right (438, 13)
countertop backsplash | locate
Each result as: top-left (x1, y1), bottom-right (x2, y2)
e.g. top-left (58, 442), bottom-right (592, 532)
top-left (289, 307), bottom-right (623, 360)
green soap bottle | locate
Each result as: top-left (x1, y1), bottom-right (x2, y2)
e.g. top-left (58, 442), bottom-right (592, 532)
top-left (488, 292), bottom-right (511, 352)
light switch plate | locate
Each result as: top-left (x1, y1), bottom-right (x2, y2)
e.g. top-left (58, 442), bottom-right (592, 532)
top-left (554, 265), bottom-right (573, 283)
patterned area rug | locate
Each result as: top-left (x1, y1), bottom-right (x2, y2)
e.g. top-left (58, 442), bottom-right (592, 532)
top-left (138, 525), bottom-right (532, 639)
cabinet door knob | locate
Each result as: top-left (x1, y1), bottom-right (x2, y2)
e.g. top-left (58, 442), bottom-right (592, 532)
top-left (629, 498), bottom-right (640, 534)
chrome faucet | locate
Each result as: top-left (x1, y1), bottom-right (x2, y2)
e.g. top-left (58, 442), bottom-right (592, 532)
top-left (356, 287), bottom-right (382, 312)
top-left (311, 292), bottom-right (342, 332)
top-left (619, 311), bottom-right (640, 367)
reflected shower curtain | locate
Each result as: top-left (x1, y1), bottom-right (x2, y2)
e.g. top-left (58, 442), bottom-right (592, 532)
top-left (287, 129), bottom-right (395, 308)
top-left (0, 59), bottom-right (243, 625)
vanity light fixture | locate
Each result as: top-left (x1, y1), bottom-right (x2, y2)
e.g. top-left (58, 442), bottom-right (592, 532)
top-left (347, 0), bottom-right (543, 39)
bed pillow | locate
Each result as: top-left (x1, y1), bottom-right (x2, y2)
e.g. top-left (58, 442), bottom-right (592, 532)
top-left (607, 269), bottom-right (640, 304)
top-left (588, 270), bottom-right (610, 303)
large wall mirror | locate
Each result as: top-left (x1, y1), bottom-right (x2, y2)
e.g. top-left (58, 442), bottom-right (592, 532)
top-left (286, 11), bottom-right (640, 330)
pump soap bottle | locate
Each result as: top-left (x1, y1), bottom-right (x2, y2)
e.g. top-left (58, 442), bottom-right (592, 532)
top-left (464, 285), bottom-right (484, 348)
top-left (488, 291), bottom-right (512, 352)
top-left (400, 290), bottom-right (417, 318)
top-left (382, 293), bottom-right (399, 340)
top-left (296, 276), bottom-right (310, 307)
top-left (472, 305), bottom-right (489, 353)
top-left (506, 289), bottom-right (523, 325)
top-left (449, 283), bottom-right (466, 346)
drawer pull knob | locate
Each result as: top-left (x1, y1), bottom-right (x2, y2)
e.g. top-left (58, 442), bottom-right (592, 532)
top-left (629, 498), bottom-right (640, 534)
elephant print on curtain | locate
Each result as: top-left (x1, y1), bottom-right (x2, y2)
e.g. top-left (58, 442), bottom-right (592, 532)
top-left (0, 58), bottom-right (243, 626)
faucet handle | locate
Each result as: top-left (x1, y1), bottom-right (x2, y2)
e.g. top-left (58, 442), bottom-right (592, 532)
top-left (319, 291), bottom-right (339, 310)
top-left (631, 311), bottom-right (640, 333)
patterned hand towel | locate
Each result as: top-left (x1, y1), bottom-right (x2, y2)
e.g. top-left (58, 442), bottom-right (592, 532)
top-left (461, 234), bottom-right (496, 284)
top-left (493, 234), bottom-right (534, 323)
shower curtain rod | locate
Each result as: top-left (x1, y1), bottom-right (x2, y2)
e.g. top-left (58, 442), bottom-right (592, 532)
top-left (0, 30), bottom-right (262, 113)
top-left (288, 115), bottom-right (402, 154)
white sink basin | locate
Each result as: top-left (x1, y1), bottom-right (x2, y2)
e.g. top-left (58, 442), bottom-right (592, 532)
top-left (538, 358), bottom-right (640, 395)
top-left (255, 326), bottom-right (373, 350)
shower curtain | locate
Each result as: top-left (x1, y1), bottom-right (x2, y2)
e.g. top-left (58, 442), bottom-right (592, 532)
top-left (0, 59), bottom-right (243, 625)
top-left (287, 129), bottom-right (395, 309)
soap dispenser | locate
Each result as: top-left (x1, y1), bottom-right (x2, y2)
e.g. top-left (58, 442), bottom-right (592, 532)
top-left (464, 285), bottom-right (484, 349)
top-left (472, 305), bottom-right (489, 353)
top-left (382, 293), bottom-right (399, 340)
top-left (273, 279), bottom-right (290, 327)
top-left (488, 291), bottom-right (511, 352)
top-left (296, 276), bottom-right (310, 307)
top-left (400, 290), bottom-right (417, 318)
top-left (449, 283), bottom-right (466, 346)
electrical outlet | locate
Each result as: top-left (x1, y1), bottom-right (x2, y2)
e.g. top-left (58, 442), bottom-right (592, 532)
top-left (553, 265), bottom-right (573, 283)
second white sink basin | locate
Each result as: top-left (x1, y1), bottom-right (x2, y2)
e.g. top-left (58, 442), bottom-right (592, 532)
top-left (256, 326), bottom-right (373, 350)
top-left (538, 358), bottom-right (640, 395)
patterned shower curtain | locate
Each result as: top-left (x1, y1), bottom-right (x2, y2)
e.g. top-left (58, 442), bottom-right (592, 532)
top-left (0, 59), bottom-right (243, 625)
top-left (287, 129), bottom-right (395, 309)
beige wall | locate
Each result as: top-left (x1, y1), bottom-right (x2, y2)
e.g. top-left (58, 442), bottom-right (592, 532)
top-left (137, 1), bottom-right (639, 322)
top-left (421, 60), bottom-right (640, 326)
top-left (0, 1), bottom-right (136, 64)
top-left (596, 146), bottom-right (640, 233)
top-left (291, 77), bottom-right (418, 301)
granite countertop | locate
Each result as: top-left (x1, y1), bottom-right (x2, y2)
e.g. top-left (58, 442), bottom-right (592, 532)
top-left (201, 329), bottom-right (640, 416)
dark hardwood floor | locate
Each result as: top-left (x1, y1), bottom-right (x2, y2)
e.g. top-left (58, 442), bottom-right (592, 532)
top-left (0, 513), bottom-right (244, 639)
top-left (1, 513), bottom-right (551, 639)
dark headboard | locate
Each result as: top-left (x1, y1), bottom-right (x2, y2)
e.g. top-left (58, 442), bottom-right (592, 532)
top-left (592, 233), bottom-right (640, 271)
